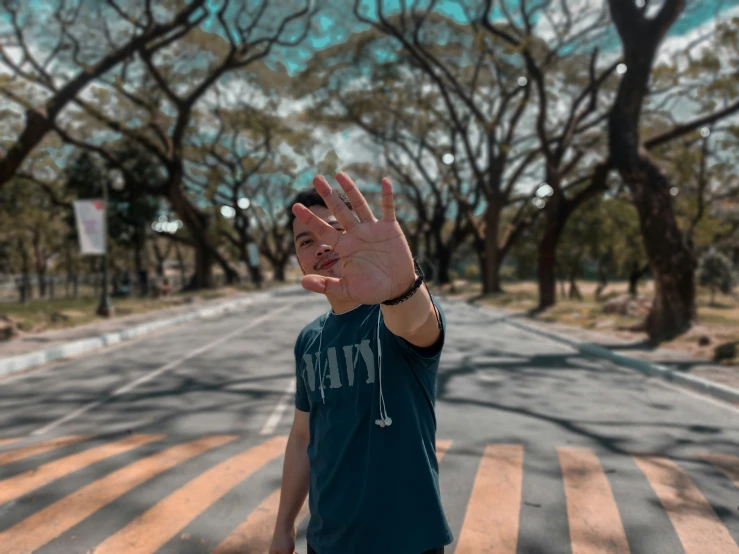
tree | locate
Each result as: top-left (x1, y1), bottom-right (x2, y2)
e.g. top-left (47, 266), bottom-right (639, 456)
top-left (0, 172), bottom-right (66, 301)
top-left (697, 248), bottom-right (735, 306)
top-left (342, 3), bottom-right (542, 294)
top-left (606, 1), bottom-right (739, 341)
top-left (0, 0), bottom-right (209, 186)
top-left (35, 0), bottom-right (318, 289)
top-left (476, 0), bottom-right (618, 310)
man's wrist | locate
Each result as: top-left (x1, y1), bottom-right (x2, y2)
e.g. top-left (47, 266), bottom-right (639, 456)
top-left (382, 273), bottom-right (423, 305)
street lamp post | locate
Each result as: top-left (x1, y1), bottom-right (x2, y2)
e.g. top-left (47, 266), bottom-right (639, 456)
top-left (97, 170), bottom-right (125, 317)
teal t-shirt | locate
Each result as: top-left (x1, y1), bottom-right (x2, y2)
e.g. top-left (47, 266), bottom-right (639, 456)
top-left (294, 299), bottom-right (453, 554)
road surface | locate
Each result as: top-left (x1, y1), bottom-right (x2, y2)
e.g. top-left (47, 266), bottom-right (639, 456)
top-left (0, 289), bottom-right (737, 553)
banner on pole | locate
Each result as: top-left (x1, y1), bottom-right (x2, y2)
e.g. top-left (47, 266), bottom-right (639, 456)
top-left (73, 200), bottom-right (106, 255)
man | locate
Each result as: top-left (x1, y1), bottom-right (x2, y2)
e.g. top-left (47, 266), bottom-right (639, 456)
top-left (269, 172), bottom-right (453, 554)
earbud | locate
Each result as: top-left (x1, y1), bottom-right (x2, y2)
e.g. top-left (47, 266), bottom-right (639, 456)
top-left (375, 419), bottom-right (385, 428)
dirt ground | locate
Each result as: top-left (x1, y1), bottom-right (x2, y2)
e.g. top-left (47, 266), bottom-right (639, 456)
top-left (443, 280), bottom-right (739, 366)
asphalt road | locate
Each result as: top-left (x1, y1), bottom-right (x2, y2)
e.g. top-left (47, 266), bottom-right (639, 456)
top-left (0, 290), bottom-right (737, 554)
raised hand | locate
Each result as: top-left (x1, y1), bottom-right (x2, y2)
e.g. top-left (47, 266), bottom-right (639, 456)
top-left (291, 172), bottom-right (416, 306)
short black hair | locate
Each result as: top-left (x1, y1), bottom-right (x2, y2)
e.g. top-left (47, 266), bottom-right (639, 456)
top-left (286, 187), bottom-right (354, 233)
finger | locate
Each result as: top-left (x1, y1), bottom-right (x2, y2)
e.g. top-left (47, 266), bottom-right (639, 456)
top-left (292, 203), bottom-right (341, 247)
top-left (335, 172), bottom-right (376, 222)
top-left (301, 274), bottom-right (349, 300)
top-left (381, 177), bottom-right (396, 221)
top-left (313, 175), bottom-right (359, 230)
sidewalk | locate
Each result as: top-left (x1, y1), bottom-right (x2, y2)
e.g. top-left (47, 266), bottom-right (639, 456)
top-left (458, 298), bottom-right (739, 404)
top-left (0, 286), bottom-right (304, 377)
top-left (0, 294), bottom-right (247, 359)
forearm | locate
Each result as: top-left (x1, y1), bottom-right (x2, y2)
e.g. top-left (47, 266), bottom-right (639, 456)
top-left (274, 429), bottom-right (310, 532)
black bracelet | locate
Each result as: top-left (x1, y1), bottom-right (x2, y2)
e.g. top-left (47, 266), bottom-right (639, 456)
top-left (381, 273), bottom-right (424, 306)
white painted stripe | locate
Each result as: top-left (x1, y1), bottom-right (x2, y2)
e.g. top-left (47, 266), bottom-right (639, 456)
top-left (261, 378), bottom-right (297, 435)
top-left (32, 304), bottom-right (295, 436)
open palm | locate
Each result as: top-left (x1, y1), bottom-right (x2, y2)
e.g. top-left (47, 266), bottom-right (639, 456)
top-left (292, 173), bottom-right (416, 306)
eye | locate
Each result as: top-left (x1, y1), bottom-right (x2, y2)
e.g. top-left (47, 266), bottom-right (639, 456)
top-left (300, 239), bottom-right (312, 247)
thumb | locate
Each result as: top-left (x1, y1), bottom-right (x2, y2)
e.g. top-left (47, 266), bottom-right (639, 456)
top-left (300, 274), bottom-right (348, 299)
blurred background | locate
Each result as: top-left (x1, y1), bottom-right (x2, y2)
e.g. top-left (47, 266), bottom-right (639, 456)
top-left (0, 0), bottom-right (737, 364)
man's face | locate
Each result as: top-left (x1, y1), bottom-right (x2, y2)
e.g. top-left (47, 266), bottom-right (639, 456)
top-left (293, 205), bottom-right (345, 278)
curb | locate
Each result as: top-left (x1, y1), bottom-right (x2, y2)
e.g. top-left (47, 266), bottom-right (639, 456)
top-left (0, 287), bottom-right (300, 379)
top-left (456, 299), bottom-right (739, 405)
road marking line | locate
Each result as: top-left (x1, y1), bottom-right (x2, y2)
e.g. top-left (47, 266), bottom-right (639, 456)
top-left (454, 444), bottom-right (524, 554)
top-left (212, 438), bottom-right (451, 553)
top-left (0, 435), bottom-right (88, 467)
top-left (261, 378), bottom-right (296, 435)
top-left (92, 436), bottom-right (288, 554)
top-left (436, 440), bottom-right (452, 462)
top-left (0, 434), bottom-right (163, 505)
top-left (559, 447), bottom-right (630, 554)
top-left (211, 487), bottom-right (310, 554)
top-left (0, 435), bottom-right (236, 553)
top-left (32, 304), bottom-right (294, 436)
top-left (700, 453), bottom-right (739, 488)
top-left (634, 455), bottom-right (739, 554)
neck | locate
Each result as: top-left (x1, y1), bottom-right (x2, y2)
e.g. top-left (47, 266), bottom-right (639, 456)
top-left (327, 295), bottom-right (361, 315)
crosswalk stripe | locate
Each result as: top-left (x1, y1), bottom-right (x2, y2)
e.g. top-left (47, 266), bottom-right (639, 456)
top-left (634, 456), bottom-right (739, 554)
top-left (0, 438), bottom-right (19, 448)
top-left (92, 435), bottom-right (288, 554)
top-left (210, 439), bottom-right (454, 553)
top-left (0, 435), bottom-right (237, 553)
top-left (701, 453), bottom-right (739, 488)
top-left (211, 487), bottom-right (310, 554)
top-left (436, 440), bottom-right (452, 462)
top-left (559, 448), bottom-right (630, 554)
top-left (0, 434), bottom-right (163, 505)
top-left (454, 444), bottom-right (524, 554)
top-left (0, 435), bottom-right (88, 467)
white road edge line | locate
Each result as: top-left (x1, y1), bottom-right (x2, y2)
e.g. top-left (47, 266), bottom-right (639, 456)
top-left (32, 304), bottom-right (294, 436)
top-left (261, 378), bottom-right (297, 435)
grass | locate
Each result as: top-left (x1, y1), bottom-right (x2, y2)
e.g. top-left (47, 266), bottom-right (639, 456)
top-left (446, 279), bottom-right (739, 365)
top-left (0, 280), bottom-right (289, 338)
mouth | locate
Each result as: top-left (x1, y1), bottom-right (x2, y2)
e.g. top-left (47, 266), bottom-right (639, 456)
top-left (318, 258), bottom-right (339, 270)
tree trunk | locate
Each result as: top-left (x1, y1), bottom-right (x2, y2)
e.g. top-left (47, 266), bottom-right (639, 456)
top-left (568, 271), bottom-right (583, 300)
top-left (594, 257), bottom-right (608, 302)
top-left (537, 214), bottom-right (566, 311)
top-left (628, 262), bottom-right (649, 296)
top-left (432, 226), bottom-right (452, 286)
top-left (190, 246), bottom-right (214, 290)
top-left (436, 244), bottom-right (452, 285)
top-left (625, 163), bottom-right (696, 340)
top-left (272, 260), bottom-right (287, 282)
top-left (37, 267), bottom-right (47, 298)
top-left (606, 0), bottom-right (695, 341)
top-left (19, 242), bottom-right (31, 303)
top-left (133, 232), bottom-right (148, 296)
top-left (32, 232), bottom-right (47, 298)
top-left (482, 202), bottom-right (503, 294)
top-left (174, 242), bottom-right (187, 287)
